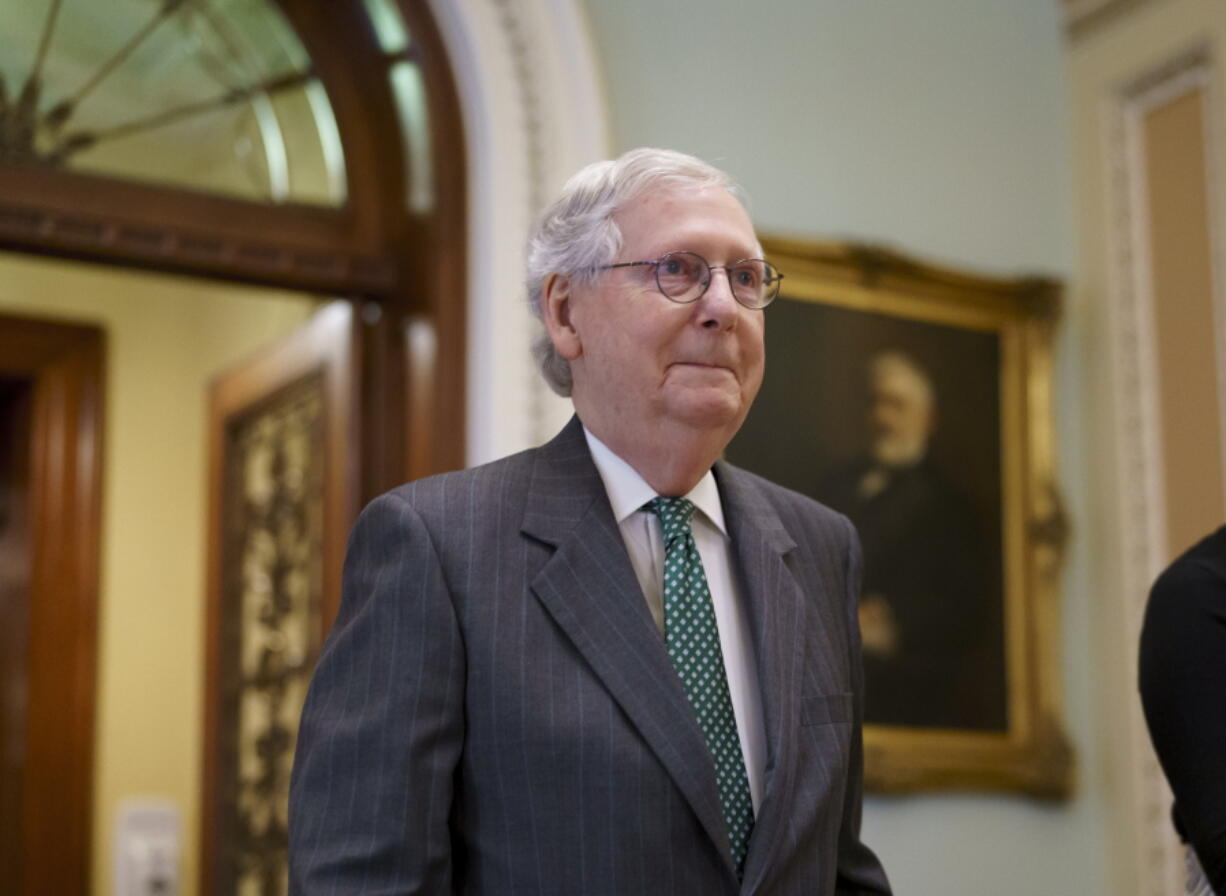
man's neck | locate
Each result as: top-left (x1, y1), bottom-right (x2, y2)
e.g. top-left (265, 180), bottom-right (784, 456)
top-left (580, 416), bottom-right (725, 497)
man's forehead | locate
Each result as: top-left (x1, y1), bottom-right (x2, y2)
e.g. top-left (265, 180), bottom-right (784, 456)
top-left (615, 184), bottom-right (760, 253)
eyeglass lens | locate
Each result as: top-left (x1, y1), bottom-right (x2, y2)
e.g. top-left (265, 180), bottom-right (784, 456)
top-left (656, 251), bottom-right (778, 308)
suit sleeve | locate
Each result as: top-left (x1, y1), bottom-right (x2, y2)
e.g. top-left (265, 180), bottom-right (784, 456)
top-left (289, 491), bottom-right (465, 895)
top-left (834, 516), bottom-right (893, 895)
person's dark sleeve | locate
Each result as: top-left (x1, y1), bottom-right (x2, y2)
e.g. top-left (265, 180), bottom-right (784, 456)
top-left (835, 517), bottom-right (893, 895)
top-left (1139, 554), bottom-right (1226, 894)
top-left (289, 492), bottom-right (466, 894)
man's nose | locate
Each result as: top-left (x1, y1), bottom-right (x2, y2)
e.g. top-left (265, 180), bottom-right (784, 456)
top-left (697, 268), bottom-right (741, 329)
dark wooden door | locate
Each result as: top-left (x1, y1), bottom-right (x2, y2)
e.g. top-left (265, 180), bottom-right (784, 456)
top-left (0, 314), bottom-right (105, 896)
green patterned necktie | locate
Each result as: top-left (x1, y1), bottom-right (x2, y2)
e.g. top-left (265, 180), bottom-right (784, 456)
top-left (646, 496), bottom-right (755, 876)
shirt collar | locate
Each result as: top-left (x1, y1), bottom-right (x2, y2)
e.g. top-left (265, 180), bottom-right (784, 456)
top-left (582, 426), bottom-right (728, 536)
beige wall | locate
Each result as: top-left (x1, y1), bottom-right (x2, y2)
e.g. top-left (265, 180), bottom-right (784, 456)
top-left (0, 251), bottom-right (318, 896)
top-left (1144, 87), bottom-right (1226, 556)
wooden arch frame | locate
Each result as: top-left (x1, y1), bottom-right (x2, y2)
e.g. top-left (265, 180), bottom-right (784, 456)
top-left (0, 2), bottom-right (465, 892)
top-left (0, 0), bottom-right (467, 477)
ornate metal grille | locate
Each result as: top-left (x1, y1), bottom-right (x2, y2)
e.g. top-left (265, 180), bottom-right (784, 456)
top-left (218, 374), bottom-right (324, 896)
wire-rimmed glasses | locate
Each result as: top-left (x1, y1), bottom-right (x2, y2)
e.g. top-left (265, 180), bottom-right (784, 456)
top-left (598, 250), bottom-right (784, 310)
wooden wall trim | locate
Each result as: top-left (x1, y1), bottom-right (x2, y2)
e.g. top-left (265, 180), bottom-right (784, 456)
top-left (398, 0), bottom-right (469, 477)
top-left (0, 173), bottom-right (397, 296)
top-left (0, 313), bottom-right (104, 896)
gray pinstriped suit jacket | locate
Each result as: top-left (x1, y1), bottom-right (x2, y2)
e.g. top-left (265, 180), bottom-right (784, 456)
top-left (288, 416), bottom-right (891, 895)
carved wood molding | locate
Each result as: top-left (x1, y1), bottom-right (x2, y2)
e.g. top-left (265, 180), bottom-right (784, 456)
top-left (0, 197), bottom-right (396, 296)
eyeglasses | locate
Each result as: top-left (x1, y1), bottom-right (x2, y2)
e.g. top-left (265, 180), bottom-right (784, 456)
top-left (598, 250), bottom-right (784, 310)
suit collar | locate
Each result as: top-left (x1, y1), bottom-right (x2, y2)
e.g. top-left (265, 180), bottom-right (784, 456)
top-left (712, 460), bottom-right (796, 554)
top-left (584, 425), bottom-right (728, 535)
top-left (713, 462), bottom-right (809, 895)
top-left (519, 416), bottom-right (606, 547)
top-left (523, 420), bottom-right (813, 891)
top-left (522, 417), bottom-right (739, 881)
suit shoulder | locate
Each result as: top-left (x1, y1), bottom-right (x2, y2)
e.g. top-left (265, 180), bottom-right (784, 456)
top-left (372, 445), bottom-right (538, 522)
top-left (721, 462), bottom-right (854, 543)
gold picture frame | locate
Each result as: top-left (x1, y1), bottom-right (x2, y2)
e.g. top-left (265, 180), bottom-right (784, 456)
top-left (728, 237), bottom-right (1073, 798)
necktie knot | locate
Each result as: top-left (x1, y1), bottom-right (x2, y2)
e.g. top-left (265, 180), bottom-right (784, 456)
top-left (646, 496), bottom-right (696, 545)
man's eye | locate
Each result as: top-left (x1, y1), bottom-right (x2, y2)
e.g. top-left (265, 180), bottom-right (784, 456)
top-left (733, 265), bottom-right (761, 288)
top-left (661, 256), bottom-right (698, 279)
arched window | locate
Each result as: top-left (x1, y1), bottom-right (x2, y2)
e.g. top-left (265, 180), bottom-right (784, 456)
top-left (0, 2), bottom-right (465, 394)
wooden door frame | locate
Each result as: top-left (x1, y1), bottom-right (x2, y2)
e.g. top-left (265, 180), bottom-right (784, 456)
top-left (0, 313), bottom-right (105, 896)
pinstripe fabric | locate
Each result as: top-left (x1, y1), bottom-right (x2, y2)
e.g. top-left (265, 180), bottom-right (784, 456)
top-left (289, 417), bottom-right (891, 895)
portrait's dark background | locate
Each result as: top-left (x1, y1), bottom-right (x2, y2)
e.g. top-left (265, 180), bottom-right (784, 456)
top-left (729, 298), bottom-right (1002, 526)
top-left (727, 297), bottom-right (1006, 729)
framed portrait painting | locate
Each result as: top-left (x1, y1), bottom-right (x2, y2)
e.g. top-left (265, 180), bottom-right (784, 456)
top-left (727, 237), bottom-right (1072, 797)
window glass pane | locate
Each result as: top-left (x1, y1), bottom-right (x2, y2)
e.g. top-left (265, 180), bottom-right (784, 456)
top-left (0, 0), bottom-right (347, 206)
top-left (389, 60), bottom-right (433, 214)
top-left (356, 0), bottom-right (432, 215)
top-left (362, 0), bottom-right (410, 55)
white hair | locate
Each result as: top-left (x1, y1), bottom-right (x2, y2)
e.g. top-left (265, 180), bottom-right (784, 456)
top-left (525, 147), bottom-right (747, 396)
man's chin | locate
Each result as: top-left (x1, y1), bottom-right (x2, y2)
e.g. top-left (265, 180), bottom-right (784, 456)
top-left (664, 390), bottom-right (747, 433)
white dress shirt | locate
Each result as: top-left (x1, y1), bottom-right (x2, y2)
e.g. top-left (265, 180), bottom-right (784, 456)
top-left (583, 428), bottom-right (766, 811)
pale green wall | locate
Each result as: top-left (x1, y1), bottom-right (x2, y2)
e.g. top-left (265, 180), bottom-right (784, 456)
top-left (582, 2), bottom-right (1103, 894)
top-left (585, 0), bottom-right (1071, 273)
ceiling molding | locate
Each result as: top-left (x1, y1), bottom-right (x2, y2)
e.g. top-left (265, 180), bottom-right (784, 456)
top-left (1062, 0), bottom-right (1170, 42)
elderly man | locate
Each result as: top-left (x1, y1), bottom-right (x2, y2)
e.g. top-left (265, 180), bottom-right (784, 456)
top-left (289, 148), bottom-right (890, 895)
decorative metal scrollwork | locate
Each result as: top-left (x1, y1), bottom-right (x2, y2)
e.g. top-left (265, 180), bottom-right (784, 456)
top-left (220, 376), bottom-right (323, 896)
top-left (0, 0), bottom-right (312, 168)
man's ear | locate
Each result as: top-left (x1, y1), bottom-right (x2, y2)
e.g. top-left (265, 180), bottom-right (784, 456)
top-left (542, 272), bottom-right (582, 361)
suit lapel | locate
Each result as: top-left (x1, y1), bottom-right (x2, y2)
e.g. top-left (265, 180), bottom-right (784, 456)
top-left (522, 419), bottom-right (736, 879)
top-left (712, 463), bottom-right (809, 895)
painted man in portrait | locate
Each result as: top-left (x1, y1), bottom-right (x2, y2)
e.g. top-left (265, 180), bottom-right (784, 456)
top-left (817, 350), bottom-right (1006, 731)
